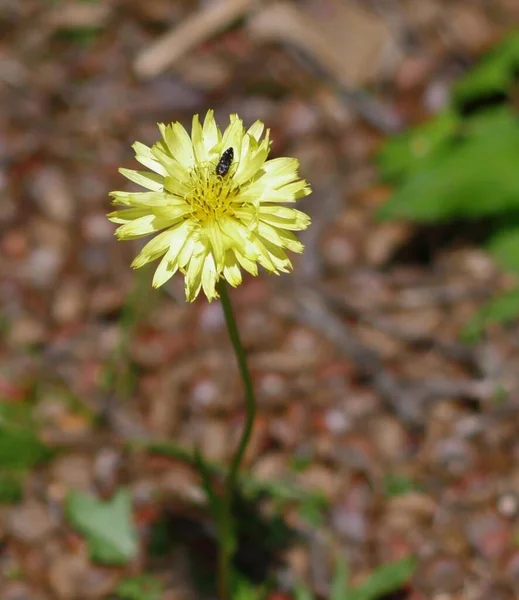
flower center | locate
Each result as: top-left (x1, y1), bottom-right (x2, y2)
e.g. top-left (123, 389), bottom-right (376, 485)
top-left (185, 163), bottom-right (238, 224)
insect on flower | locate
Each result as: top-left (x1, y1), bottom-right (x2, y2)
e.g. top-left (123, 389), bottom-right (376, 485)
top-left (216, 147), bottom-right (234, 176)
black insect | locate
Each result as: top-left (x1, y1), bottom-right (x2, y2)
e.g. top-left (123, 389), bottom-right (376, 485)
top-left (216, 147), bottom-right (234, 176)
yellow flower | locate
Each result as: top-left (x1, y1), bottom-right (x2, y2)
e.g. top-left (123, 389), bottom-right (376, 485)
top-left (108, 111), bottom-right (311, 302)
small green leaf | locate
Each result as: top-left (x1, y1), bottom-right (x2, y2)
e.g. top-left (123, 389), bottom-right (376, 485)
top-left (377, 108), bottom-right (519, 223)
top-left (383, 474), bottom-right (420, 497)
top-left (351, 556), bottom-right (416, 600)
top-left (377, 110), bottom-right (459, 181)
top-left (116, 575), bottom-right (163, 600)
top-left (65, 489), bottom-right (138, 565)
top-left (294, 583), bottom-right (315, 600)
top-left (0, 472), bottom-right (23, 504)
top-left (487, 226), bottom-right (519, 274)
top-left (0, 404), bottom-right (52, 470)
top-left (453, 30), bottom-right (519, 106)
top-left (330, 555), bottom-right (351, 600)
top-left (462, 287), bottom-right (519, 342)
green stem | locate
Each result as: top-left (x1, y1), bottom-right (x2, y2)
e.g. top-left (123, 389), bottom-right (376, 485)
top-left (216, 280), bottom-right (257, 600)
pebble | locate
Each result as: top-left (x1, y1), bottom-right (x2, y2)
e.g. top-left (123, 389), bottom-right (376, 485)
top-left (50, 454), bottom-right (94, 493)
top-left (7, 501), bottom-right (55, 544)
top-left (465, 511), bottom-right (511, 561)
top-left (23, 247), bottom-right (62, 288)
top-left (31, 166), bottom-right (74, 224)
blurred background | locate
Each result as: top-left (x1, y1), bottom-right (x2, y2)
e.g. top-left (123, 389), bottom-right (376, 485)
top-left (3, 0), bottom-right (519, 599)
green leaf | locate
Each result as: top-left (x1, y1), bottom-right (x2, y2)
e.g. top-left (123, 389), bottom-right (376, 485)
top-left (0, 472), bottom-right (23, 504)
top-left (116, 575), bottom-right (163, 600)
top-left (383, 474), bottom-right (420, 497)
top-left (453, 30), bottom-right (519, 106)
top-left (376, 110), bottom-right (459, 181)
top-left (462, 286), bottom-right (519, 342)
top-left (65, 489), bottom-right (138, 565)
top-left (350, 556), bottom-right (416, 600)
top-left (294, 583), bottom-right (315, 600)
top-left (377, 108), bottom-right (519, 222)
top-left (487, 226), bottom-right (519, 273)
top-left (0, 404), bottom-right (52, 471)
top-left (330, 555), bottom-right (351, 600)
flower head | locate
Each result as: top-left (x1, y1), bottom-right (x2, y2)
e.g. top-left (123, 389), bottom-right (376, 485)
top-left (108, 111), bottom-right (311, 302)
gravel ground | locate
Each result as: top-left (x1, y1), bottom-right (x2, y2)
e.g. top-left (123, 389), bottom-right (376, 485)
top-left (2, 1), bottom-right (519, 598)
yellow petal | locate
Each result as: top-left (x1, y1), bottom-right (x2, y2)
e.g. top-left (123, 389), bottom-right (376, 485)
top-left (119, 168), bottom-right (164, 192)
top-left (191, 114), bottom-right (208, 163)
top-left (114, 214), bottom-right (172, 239)
top-left (132, 142), bottom-right (168, 176)
top-left (201, 252), bottom-right (218, 301)
top-left (202, 109), bottom-right (220, 155)
top-left (152, 252), bottom-right (178, 288)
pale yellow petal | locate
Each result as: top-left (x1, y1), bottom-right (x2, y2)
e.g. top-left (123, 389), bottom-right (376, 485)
top-left (202, 109), bottom-right (220, 155)
top-left (258, 205), bottom-right (311, 230)
top-left (152, 252), bottom-right (178, 288)
top-left (184, 242), bottom-right (208, 301)
top-left (160, 121), bottom-right (195, 170)
top-left (131, 229), bottom-right (176, 268)
top-left (133, 142), bottom-right (168, 176)
top-left (151, 142), bottom-right (190, 186)
top-left (220, 114), bottom-right (243, 166)
top-left (119, 168), bottom-right (164, 192)
top-left (261, 157), bottom-right (300, 188)
top-left (201, 252), bottom-right (218, 301)
top-left (204, 219), bottom-right (226, 269)
top-left (110, 191), bottom-right (171, 208)
top-left (246, 120), bottom-right (265, 142)
top-left (223, 252), bottom-right (243, 287)
top-left (108, 208), bottom-right (151, 224)
top-left (191, 114), bottom-right (208, 163)
top-left (114, 214), bottom-right (173, 239)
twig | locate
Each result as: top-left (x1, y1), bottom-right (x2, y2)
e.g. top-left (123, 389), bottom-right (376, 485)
top-left (134, 0), bottom-right (258, 79)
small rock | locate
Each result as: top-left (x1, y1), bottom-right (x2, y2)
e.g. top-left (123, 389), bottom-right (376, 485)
top-left (8, 315), bottom-right (47, 347)
top-left (50, 454), bottom-right (93, 493)
top-left (363, 222), bottom-right (412, 266)
top-left (320, 227), bottom-right (359, 270)
top-left (297, 464), bottom-right (338, 498)
top-left (253, 452), bottom-right (289, 481)
top-left (94, 447), bottom-right (122, 490)
top-left (52, 279), bottom-right (86, 324)
top-left (497, 493), bottom-right (519, 519)
top-left (332, 506), bottom-right (368, 543)
top-left (7, 501), bottom-right (55, 543)
top-left (23, 246), bottom-right (63, 287)
top-left (465, 511), bottom-right (512, 561)
top-left (199, 419), bottom-right (229, 463)
top-left (31, 166), bottom-right (74, 223)
top-left (369, 415), bottom-right (410, 462)
top-left (417, 555), bottom-right (465, 594)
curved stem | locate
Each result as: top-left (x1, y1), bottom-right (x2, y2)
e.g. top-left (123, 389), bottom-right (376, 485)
top-left (216, 280), bottom-right (257, 600)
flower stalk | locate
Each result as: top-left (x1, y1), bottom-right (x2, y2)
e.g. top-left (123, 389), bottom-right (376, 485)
top-left (216, 280), bottom-right (257, 600)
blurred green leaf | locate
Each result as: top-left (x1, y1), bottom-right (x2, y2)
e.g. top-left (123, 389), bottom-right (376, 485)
top-left (486, 226), bottom-right (519, 273)
top-left (330, 555), bottom-right (351, 600)
top-left (376, 109), bottom-right (459, 181)
top-left (377, 108), bottom-right (519, 222)
top-left (116, 575), bottom-right (163, 600)
top-left (294, 582), bottom-right (315, 600)
top-left (65, 489), bottom-right (138, 565)
top-left (453, 30), bottom-right (519, 106)
top-left (0, 404), bottom-right (52, 471)
top-left (350, 556), bottom-right (416, 600)
top-left (462, 286), bottom-right (519, 342)
top-left (0, 472), bottom-right (23, 504)
top-left (383, 474), bottom-right (420, 497)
